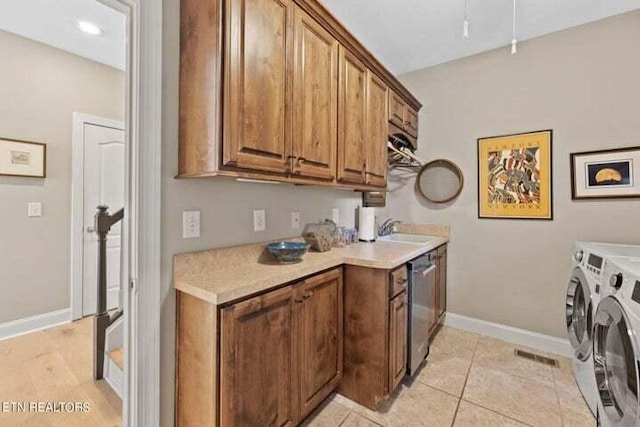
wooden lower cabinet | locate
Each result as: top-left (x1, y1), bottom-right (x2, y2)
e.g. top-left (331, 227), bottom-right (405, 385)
top-left (296, 268), bottom-right (344, 419)
top-left (220, 286), bottom-right (297, 427)
top-left (339, 264), bottom-right (408, 410)
top-left (428, 244), bottom-right (448, 340)
top-left (177, 267), bottom-right (343, 427)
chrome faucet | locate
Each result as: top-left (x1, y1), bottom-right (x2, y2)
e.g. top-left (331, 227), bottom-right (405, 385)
top-left (379, 218), bottom-right (401, 236)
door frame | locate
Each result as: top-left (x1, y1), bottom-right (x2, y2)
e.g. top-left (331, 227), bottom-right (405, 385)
top-left (97, 0), bottom-right (162, 426)
top-left (70, 113), bottom-right (126, 321)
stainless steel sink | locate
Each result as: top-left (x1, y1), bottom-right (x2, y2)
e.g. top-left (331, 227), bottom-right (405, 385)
top-left (377, 233), bottom-right (437, 245)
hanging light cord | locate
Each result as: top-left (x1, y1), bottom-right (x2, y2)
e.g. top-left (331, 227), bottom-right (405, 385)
top-left (463, 0), bottom-right (469, 38)
top-left (511, 0), bottom-right (518, 54)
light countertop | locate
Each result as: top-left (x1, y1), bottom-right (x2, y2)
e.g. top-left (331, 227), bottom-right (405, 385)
top-left (174, 230), bottom-right (448, 305)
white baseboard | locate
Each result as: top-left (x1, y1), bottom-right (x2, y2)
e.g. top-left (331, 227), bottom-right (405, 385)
top-left (0, 309), bottom-right (72, 341)
top-left (443, 312), bottom-right (573, 358)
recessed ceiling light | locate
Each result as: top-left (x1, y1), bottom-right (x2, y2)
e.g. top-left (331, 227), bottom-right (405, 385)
top-left (77, 20), bottom-right (103, 36)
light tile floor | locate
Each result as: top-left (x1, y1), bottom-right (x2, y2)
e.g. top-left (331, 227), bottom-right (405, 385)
top-left (0, 318), bottom-right (121, 426)
top-left (304, 326), bottom-right (595, 427)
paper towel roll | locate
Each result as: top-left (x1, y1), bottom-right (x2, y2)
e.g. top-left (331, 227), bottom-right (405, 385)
top-left (359, 207), bottom-right (377, 242)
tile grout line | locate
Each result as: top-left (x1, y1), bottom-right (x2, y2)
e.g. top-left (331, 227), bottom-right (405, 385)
top-left (449, 333), bottom-right (482, 427)
top-left (550, 363), bottom-right (567, 427)
top-left (458, 397), bottom-right (535, 427)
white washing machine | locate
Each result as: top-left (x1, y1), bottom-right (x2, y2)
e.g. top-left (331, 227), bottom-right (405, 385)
top-left (566, 242), bottom-right (640, 416)
top-left (593, 257), bottom-right (640, 427)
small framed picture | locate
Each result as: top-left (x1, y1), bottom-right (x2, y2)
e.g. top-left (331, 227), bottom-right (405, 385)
top-left (570, 146), bottom-right (640, 199)
top-left (0, 137), bottom-right (47, 178)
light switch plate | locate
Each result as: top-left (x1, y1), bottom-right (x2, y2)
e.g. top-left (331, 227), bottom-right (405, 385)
top-left (182, 210), bottom-right (201, 239)
top-left (253, 209), bottom-right (266, 232)
top-left (28, 202), bottom-right (42, 217)
top-left (291, 211), bottom-right (300, 229)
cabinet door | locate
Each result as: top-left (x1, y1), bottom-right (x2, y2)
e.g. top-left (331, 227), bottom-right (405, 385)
top-left (389, 292), bottom-right (408, 393)
top-left (337, 47), bottom-right (367, 184)
top-left (220, 286), bottom-right (296, 427)
top-left (223, 0), bottom-right (293, 174)
top-left (292, 7), bottom-right (338, 180)
top-left (365, 72), bottom-right (389, 187)
top-left (438, 247), bottom-right (447, 318)
top-left (296, 267), bottom-right (344, 419)
top-left (388, 91), bottom-right (406, 128)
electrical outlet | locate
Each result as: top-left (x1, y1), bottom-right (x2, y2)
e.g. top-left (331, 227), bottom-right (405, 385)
top-left (28, 202), bottom-right (42, 217)
top-left (291, 211), bottom-right (300, 229)
top-left (253, 209), bottom-right (266, 232)
top-left (182, 210), bottom-right (201, 239)
top-left (332, 208), bottom-right (340, 225)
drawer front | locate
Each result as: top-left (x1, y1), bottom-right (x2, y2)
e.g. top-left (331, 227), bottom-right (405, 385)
top-left (405, 107), bottom-right (418, 137)
top-left (389, 265), bottom-right (408, 298)
top-left (388, 92), bottom-right (407, 128)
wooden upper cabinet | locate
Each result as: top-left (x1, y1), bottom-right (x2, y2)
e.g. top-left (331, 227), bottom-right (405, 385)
top-left (179, 0), bottom-right (420, 185)
top-left (295, 268), bottom-right (343, 419)
top-left (388, 89), bottom-right (419, 139)
top-left (291, 7), bottom-right (338, 181)
top-left (337, 46), bottom-right (367, 184)
top-left (220, 286), bottom-right (296, 427)
top-left (223, 0), bottom-right (293, 174)
top-left (389, 91), bottom-right (407, 129)
top-left (365, 72), bottom-right (389, 187)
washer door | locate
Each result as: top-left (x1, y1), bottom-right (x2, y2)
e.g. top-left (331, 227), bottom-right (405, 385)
top-left (593, 297), bottom-right (640, 427)
top-left (566, 267), bottom-right (593, 361)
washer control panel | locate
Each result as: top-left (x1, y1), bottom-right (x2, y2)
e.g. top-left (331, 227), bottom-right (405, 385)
top-left (585, 253), bottom-right (603, 275)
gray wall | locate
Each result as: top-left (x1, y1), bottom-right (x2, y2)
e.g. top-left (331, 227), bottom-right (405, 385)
top-left (0, 30), bottom-right (125, 324)
top-left (382, 10), bottom-right (640, 339)
top-left (160, 0), bottom-right (361, 423)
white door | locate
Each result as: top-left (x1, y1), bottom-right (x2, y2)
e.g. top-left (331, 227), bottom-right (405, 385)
top-left (82, 123), bottom-right (125, 316)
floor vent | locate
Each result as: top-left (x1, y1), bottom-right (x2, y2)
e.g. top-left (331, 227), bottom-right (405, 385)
top-left (514, 349), bottom-right (558, 367)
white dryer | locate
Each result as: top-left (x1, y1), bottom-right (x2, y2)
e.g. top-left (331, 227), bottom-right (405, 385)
top-left (566, 242), bottom-right (640, 416)
top-left (593, 257), bottom-right (640, 427)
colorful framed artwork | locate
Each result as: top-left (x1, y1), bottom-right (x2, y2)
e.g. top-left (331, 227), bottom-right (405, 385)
top-left (478, 130), bottom-right (553, 220)
top-left (570, 146), bottom-right (640, 200)
top-left (0, 137), bottom-right (46, 178)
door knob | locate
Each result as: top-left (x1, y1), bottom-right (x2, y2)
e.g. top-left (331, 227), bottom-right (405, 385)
top-left (87, 226), bottom-right (96, 233)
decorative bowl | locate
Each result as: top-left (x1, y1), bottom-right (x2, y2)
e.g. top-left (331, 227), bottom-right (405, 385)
top-left (267, 242), bottom-right (310, 264)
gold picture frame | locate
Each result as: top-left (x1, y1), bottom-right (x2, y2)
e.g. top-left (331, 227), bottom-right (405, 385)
top-left (0, 137), bottom-right (47, 178)
top-left (478, 130), bottom-right (553, 220)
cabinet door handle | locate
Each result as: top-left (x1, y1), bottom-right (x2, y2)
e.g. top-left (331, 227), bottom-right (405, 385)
top-left (302, 292), bottom-right (312, 300)
top-left (396, 278), bottom-right (408, 285)
top-left (294, 297), bottom-right (304, 304)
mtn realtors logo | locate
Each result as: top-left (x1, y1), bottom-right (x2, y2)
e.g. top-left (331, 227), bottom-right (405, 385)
top-left (1, 401), bottom-right (91, 413)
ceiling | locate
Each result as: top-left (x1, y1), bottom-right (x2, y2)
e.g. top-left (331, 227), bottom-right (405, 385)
top-left (0, 0), bottom-right (126, 70)
top-left (1, 1), bottom-right (638, 75)
top-left (320, 0), bottom-right (640, 74)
